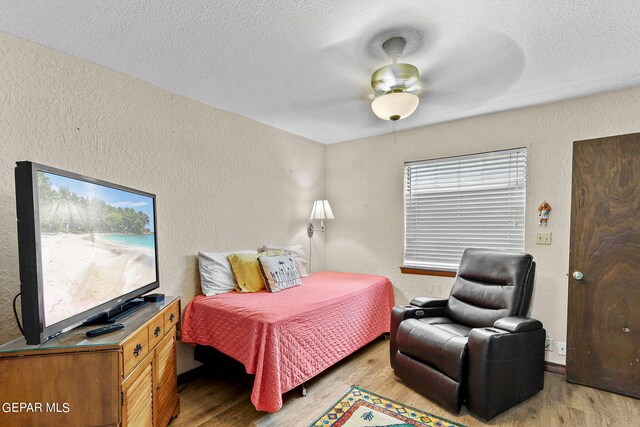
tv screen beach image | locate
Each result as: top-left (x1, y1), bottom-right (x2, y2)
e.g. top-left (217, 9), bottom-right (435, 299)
top-left (37, 171), bottom-right (157, 327)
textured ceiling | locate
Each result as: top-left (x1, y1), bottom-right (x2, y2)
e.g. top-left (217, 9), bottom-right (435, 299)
top-left (1, 1), bottom-right (639, 144)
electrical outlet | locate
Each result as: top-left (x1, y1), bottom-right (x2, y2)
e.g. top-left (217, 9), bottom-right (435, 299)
top-left (557, 341), bottom-right (566, 356)
top-left (535, 232), bottom-right (552, 245)
top-left (545, 337), bottom-right (554, 352)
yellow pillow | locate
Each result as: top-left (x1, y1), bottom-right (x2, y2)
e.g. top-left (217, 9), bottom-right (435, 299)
top-left (228, 250), bottom-right (283, 292)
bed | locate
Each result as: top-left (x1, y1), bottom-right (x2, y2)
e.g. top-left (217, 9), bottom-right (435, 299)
top-left (181, 271), bottom-right (395, 412)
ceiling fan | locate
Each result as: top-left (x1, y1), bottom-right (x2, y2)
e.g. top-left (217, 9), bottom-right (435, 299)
top-left (286, 24), bottom-right (524, 136)
top-left (370, 36), bottom-right (421, 121)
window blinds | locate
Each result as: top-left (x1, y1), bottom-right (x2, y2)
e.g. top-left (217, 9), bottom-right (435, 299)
top-left (404, 148), bottom-right (526, 271)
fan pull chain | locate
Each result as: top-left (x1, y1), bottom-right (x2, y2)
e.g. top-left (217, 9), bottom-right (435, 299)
top-left (394, 121), bottom-right (397, 145)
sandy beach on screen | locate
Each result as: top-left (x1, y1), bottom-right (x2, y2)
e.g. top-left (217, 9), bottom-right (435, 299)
top-left (40, 233), bottom-right (156, 326)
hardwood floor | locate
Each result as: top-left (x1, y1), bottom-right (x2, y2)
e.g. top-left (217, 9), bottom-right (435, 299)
top-left (172, 339), bottom-right (640, 426)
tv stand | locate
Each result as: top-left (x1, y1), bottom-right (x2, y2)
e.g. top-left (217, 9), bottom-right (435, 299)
top-left (83, 298), bottom-right (149, 325)
top-left (0, 296), bottom-right (180, 427)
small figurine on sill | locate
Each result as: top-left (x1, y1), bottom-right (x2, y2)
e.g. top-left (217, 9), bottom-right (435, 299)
top-left (538, 201), bottom-right (551, 226)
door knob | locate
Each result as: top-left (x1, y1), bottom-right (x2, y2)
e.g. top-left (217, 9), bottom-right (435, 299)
top-left (572, 271), bottom-right (584, 281)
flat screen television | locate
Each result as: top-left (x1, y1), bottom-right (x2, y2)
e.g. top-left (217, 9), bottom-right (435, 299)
top-left (15, 162), bottom-right (159, 344)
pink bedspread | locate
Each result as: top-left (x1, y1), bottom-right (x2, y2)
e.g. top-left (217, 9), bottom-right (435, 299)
top-left (181, 271), bottom-right (395, 412)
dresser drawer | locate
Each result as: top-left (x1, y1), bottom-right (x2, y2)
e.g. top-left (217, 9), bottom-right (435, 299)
top-left (148, 314), bottom-right (165, 349)
top-left (164, 300), bottom-right (180, 332)
top-left (122, 325), bottom-right (149, 376)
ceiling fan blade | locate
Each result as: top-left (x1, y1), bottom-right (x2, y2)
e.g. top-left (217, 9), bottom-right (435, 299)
top-left (406, 81), bottom-right (425, 96)
top-left (412, 26), bottom-right (525, 108)
top-left (280, 96), bottom-right (390, 143)
top-left (288, 92), bottom-right (369, 111)
top-left (285, 35), bottom-right (376, 110)
top-left (282, 23), bottom-right (430, 108)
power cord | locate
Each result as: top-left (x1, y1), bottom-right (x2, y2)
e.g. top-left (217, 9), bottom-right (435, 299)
top-left (309, 234), bottom-right (312, 274)
top-left (13, 292), bottom-right (24, 335)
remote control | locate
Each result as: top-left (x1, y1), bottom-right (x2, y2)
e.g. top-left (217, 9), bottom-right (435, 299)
top-left (85, 323), bottom-right (125, 337)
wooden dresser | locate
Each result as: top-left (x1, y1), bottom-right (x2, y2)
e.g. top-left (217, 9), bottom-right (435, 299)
top-left (0, 296), bottom-right (180, 427)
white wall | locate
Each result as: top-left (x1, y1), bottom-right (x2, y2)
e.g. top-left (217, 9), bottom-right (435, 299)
top-left (3, 28), bottom-right (640, 370)
top-left (326, 86), bottom-right (640, 365)
top-left (0, 32), bottom-right (326, 373)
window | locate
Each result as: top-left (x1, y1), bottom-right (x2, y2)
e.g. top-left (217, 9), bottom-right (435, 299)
top-left (403, 148), bottom-right (526, 272)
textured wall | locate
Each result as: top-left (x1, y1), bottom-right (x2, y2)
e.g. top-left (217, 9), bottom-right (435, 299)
top-left (4, 26), bottom-right (640, 372)
top-left (0, 32), bottom-right (326, 373)
top-left (326, 86), bottom-right (640, 365)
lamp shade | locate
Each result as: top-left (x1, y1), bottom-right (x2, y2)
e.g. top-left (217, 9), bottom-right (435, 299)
top-left (310, 200), bottom-right (334, 220)
top-left (371, 92), bottom-right (419, 121)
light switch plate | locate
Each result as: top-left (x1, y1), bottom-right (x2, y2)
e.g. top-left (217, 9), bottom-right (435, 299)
top-left (535, 232), bottom-right (552, 245)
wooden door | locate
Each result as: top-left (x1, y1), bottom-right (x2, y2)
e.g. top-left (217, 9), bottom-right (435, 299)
top-left (154, 327), bottom-right (179, 427)
top-left (122, 352), bottom-right (154, 427)
top-left (567, 132), bottom-right (640, 397)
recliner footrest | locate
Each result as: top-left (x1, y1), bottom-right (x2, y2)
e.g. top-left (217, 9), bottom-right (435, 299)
top-left (394, 352), bottom-right (462, 414)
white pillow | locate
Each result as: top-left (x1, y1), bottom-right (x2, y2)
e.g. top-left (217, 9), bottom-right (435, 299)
top-left (198, 250), bottom-right (258, 296)
top-left (259, 255), bottom-right (301, 292)
top-left (261, 244), bottom-right (309, 277)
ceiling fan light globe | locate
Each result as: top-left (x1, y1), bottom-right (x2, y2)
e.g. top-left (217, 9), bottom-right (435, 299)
top-left (371, 92), bottom-right (419, 121)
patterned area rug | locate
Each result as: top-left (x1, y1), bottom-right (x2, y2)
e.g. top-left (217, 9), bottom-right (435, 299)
top-left (309, 386), bottom-right (466, 427)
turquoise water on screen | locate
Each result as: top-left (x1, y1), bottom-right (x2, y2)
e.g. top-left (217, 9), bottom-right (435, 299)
top-left (102, 234), bottom-right (155, 249)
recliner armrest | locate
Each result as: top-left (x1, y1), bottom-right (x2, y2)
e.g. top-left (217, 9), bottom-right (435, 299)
top-left (467, 325), bottom-right (546, 419)
top-left (493, 316), bottom-right (543, 333)
top-left (389, 304), bottom-right (445, 368)
top-left (410, 297), bottom-right (448, 308)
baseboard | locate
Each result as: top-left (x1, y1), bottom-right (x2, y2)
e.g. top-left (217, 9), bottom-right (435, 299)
top-left (544, 361), bottom-right (566, 376)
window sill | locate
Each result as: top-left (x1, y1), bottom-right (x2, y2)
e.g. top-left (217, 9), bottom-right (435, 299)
top-left (399, 266), bottom-right (456, 278)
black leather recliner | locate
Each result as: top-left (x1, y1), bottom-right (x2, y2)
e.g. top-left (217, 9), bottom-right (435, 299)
top-left (390, 248), bottom-right (545, 420)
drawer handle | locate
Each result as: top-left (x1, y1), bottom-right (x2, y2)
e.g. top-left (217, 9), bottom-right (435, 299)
top-left (133, 343), bottom-right (143, 357)
top-left (169, 313), bottom-right (175, 323)
top-left (154, 326), bottom-right (161, 337)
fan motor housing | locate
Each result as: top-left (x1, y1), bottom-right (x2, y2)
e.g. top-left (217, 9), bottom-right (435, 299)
top-left (371, 63), bottom-right (420, 94)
